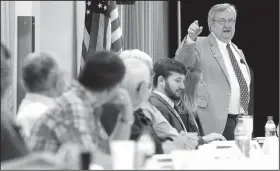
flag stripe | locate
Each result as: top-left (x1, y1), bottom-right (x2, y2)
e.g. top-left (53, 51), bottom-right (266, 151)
top-left (115, 48), bottom-right (122, 55)
top-left (82, 41), bottom-right (88, 61)
top-left (103, 16), bottom-right (109, 50)
top-left (96, 14), bottom-right (105, 51)
top-left (111, 18), bottom-right (120, 32)
top-left (111, 27), bottom-right (122, 43)
top-left (87, 13), bottom-right (100, 56)
top-left (110, 7), bottom-right (118, 22)
top-left (80, 54), bottom-right (85, 69)
top-left (83, 27), bottom-right (90, 50)
top-left (111, 36), bottom-right (123, 52)
top-left (106, 18), bottom-right (112, 50)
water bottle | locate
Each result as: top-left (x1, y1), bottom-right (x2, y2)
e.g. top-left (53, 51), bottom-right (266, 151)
top-left (263, 116), bottom-right (278, 156)
top-left (265, 116), bottom-right (276, 137)
top-left (234, 118), bottom-right (251, 158)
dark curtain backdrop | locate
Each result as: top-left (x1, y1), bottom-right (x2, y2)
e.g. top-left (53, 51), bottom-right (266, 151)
top-left (169, 0), bottom-right (279, 137)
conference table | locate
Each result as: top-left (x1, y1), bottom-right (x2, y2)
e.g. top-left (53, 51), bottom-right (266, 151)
top-left (90, 139), bottom-right (279, 170)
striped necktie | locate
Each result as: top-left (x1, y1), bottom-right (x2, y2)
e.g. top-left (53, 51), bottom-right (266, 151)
top-left (226, 44), bottom-right (250, 114)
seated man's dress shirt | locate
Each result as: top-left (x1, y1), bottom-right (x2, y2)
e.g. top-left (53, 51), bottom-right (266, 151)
top-left (16, 93), bottom-right (55, 138)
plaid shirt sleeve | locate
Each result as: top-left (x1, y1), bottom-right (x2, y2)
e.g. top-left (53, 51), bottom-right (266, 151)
top-left (27, 98), bottom-right (109, 153)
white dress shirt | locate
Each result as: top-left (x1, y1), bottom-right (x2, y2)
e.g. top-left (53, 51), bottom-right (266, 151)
top-left (16, 93), bottom-right (55, 138)
top-left (186, 33), bottom-right (250, 114)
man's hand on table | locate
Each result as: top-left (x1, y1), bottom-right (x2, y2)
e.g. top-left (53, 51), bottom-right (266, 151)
top-left (202, 133), bottom-right (226, 143)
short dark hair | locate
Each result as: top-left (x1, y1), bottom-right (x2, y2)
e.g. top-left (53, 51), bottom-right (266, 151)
top-left (153, 58), bottom-right (187, 87)
top-left (22, 52), bottom-right (59, 92)
top-left (78, 51), bottom-right (125, 91)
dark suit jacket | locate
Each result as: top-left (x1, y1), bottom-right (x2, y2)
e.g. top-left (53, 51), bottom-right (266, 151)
top-left (149, 92), bottom-right (185, 133)
top-left (100, 104), bottom-right (164, 154)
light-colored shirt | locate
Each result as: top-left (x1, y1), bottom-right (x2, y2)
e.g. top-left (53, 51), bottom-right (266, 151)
top-left (153, 91), bottom-right (187, 131)
top-left (141, 100), bottom-right (179, 140)
top-left (16, 93), bottom-right (55, 138)
top-left (186, 34), bottom-right (250, 114)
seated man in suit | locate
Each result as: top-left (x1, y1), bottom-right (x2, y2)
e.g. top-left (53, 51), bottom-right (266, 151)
top-left (151, 58), bottom-right (225, 144)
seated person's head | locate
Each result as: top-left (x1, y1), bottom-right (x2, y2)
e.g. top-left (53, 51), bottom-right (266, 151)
top-left (120, 50), bottom-right (153, 110)
top-left (153, 58), bottom-right (187, 101)
top-left (78, 51), bottom-right (126, 105)
top-left (21, 52), bottom-right (66, 97)
top-left (119, 49), bottom-right (153, 71)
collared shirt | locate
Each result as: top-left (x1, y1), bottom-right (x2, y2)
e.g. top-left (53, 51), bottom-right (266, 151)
top-left (153, 91), bottom-right (175, 108)
top-left (27, 80), bottom-right (109, 153)
top-left (141, 100), bottom-right (179, 140)
top-left (153, 91), bottom-right (187, 131)
top-left (16, 93), bottom-right (55, 138)
top-left (186, 34), bottom-right (250, 114)
top-left (212, 33), bottom-right (250, 114)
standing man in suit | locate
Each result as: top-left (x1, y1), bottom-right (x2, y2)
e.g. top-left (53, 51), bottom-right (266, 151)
top-left (175, 3), bottom-right (253, 140)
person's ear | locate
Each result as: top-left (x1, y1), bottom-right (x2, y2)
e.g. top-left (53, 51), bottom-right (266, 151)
top-left (158, 76), bottom-right (165, 87)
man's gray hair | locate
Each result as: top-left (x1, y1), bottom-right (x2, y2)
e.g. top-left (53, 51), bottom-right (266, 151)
top-left (21, 52), bottom-right (59, 93)
top-left (119, 49), bottom-right (153, 70)
top-left (207, 3), bottom-right (237, 31)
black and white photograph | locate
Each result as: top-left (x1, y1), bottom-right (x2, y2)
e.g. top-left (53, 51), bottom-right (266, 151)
top-left (1, 0), bottom-right (279, 170)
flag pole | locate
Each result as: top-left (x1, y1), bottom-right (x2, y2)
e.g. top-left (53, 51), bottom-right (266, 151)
top-left (177, 0), bottom-right (181, 45)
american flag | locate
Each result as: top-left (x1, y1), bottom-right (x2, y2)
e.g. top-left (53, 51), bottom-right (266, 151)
top-left (80, 0), bottom-right (123, 71)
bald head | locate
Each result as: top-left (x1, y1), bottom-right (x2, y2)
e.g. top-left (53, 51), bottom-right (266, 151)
top-left (121, 58), bottom-right (151, 110)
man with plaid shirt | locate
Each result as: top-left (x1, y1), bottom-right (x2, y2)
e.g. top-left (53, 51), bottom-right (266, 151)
top-left (27, 51), bottom-right (134, 156)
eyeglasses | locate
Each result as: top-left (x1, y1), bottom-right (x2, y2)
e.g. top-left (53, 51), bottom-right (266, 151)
top-left (212, 18), bottom-right (236, 26)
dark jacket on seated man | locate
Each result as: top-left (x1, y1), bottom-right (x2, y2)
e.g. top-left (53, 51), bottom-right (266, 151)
top-left (101, 103), bottom-right (164, 154)
top-left (150, 92), bottom-right (186, 133)
top-left (150, 92), bottom-right (205, 145)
